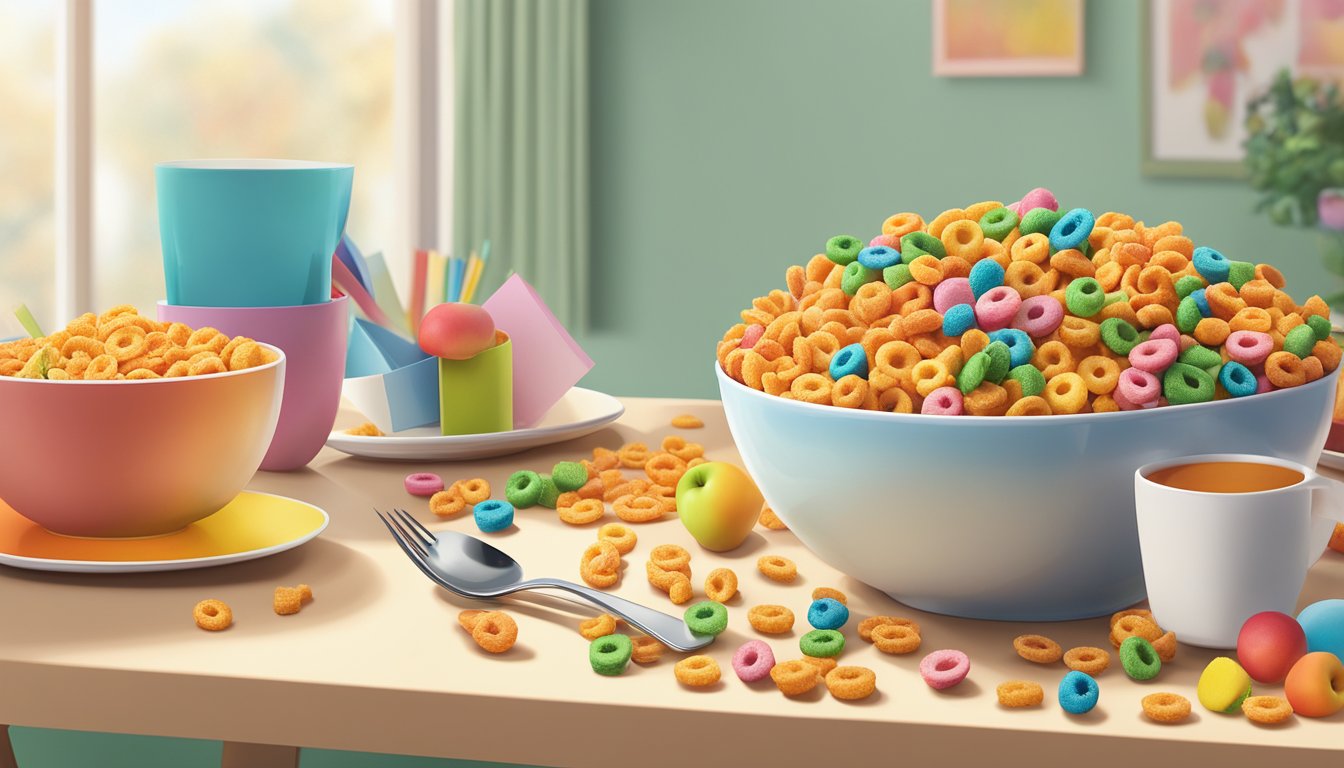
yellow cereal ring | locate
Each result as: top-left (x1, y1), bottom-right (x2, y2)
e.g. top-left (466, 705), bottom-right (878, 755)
top-left (559, 498), bottom-right (606, 525)
top-left (1004, 261), bottom-right (1053, 298)
top-left (1010, 232), bottom-right (1050, 265)
top-left (882, 212), bottom-right (925, 238)
top-left (928, 207), bottom-right (968, 239)
top-left (908, 254), bottom-right (944, 286)
top-left (429, 487), bottom-right (466, 518)
top-left (1005, 395), bottom-right (1051, 416)
top-left (911, 359), bottom-right (953, 397)
top-left (193, 599), bottom-right (233, 631)
top-left (859, 618), bottom-right (922, 644)
top-left (1057, 316), bottom-right (1101, 349)
top-left (964, 381), bottom-right (1009, 416)
top-left (704, 568), bottom-right (738, 603)
top-left (1044, 372), bottom-right (1088, 415)
top-left (941, 219), bottom-right (984, 262)
top-left (1077, 355), bottom-right (1120, 395)
top-left (1033, 340), bottom-right (1075, 380)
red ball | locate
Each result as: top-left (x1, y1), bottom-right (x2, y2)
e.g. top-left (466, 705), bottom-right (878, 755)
top-left (418, 303), bottom-right (496, 360)
top-left (1236, 611), bottom-right (1308, 684)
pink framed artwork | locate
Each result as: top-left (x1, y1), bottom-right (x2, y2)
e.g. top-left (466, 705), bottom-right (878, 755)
top-left (932, 0), bottom-right (1085, 77)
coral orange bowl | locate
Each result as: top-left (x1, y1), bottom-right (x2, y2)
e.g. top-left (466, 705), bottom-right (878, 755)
top-left (0, 345), bottom-right (285, 537)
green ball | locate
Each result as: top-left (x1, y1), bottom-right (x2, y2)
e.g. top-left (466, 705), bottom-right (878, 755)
top-left (505, 470), bottom-right (543, 508)
top-left (1284, 324), bottom-right (1317, 358)
top-left (799, 629), bottom-right (845, 658)
top-left (1065, 277), bottom-right (1105, 317)
top-left (1176, 296), bottom-right (1203, 334)
top-left (1100, 317), bottom-right (1141, 356)
top-left (1227, 261), bottom-right (1257, 291)
top-left (983, 341), bottom-right (1012, 384)
top-left (551, 461), bottom-right (588, 492)
top-left (901, 231), bottom-right (946, 262)
top-left (684, 601), bottom-right (729, 636)
top-left (536, 474), bottom-right (560, 509)
top-left (958, 351), bottom-right (990, 395)
top-left (1163, 362), bottom-right (1216, 405)
top-left (825, 235), bottom-right (863, 266)
top-left (1174, 274), bottom-right (1206, 300)
top-left (1308, 314), bottom-right (1333, 342)
top-left (1006, 364), bottom-right (1046, 397)
top-left (1119, 636), bottom-right (1162, 681)
top-left (1019, 207), bottom-right (1063, 237)
top-left (883, 263), bottom-right (913, 290)
top-left (978, 207), bottom-right (1019, 242)
top-left (589, 634), bottom-right (633, 676)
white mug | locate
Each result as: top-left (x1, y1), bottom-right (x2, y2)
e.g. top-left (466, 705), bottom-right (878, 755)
top-left (1134, 453), bottom-right (1344, 649)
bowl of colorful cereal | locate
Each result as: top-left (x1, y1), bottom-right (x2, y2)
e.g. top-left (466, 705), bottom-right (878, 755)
top-left (0, 306), bottom-right (285, 538)
top-left (715, 191), bottom-right (1342, 621)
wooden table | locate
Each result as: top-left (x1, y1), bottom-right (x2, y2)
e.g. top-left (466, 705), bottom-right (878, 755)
top-left (1, 398), bottom-right (1341, 768)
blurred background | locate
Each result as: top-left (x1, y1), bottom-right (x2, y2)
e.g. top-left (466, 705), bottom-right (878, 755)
top-left (2, 0), bottom-right (1342, 765)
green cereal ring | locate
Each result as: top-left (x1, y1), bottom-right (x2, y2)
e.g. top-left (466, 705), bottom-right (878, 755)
top-left (1007, 364), bottom-right (1046, 397)
top-left (1227, 261), bottom-right (1256, 291)
top-left (1100, 317), bottom-right (1141, 356)
top-left (984, 341), bottom-right (1012, 384)
top-left (551, 461), bottom-right (588, 492)
top-left (978, 207), bottom-right (1019, 241)
top-left (884, 263), bottom-right (913, 290)
top-left (1176, 296), bottom-right (1203, 334)
top-left (1178, 344), bottom-right (1222, 372)
top-left (1163, 362), bottom-right (1215, 405)
top-left (958, 351), bottom-right (990, 394)
top-left (589, 634), bottom-right (633, 676)
top-left (901, 231), bottom-right (946, 263)
top-left (537, 474), bottom-right (560, 509)
top-left (505, 470), bottom-right (544, 508)
top-left (684, 601), bottom-right (729, 636)
top-left (1019, 207), bottom-right (1063, 237)
top-left (1175, 274), bottom-right (1205, 300)
top-left (1103, 290), bottom-right (1129, 306)
top-left (1284, 324), bottom-right (1317, 358)
top-left (1065, 277), bottom-right (1105, 318)
top-left (1308, 314), bottom-right (1333, 341)
top-left (1120, 636), bottom-right (1161, 681)
top-left (842, 261), bottom-right (878, 296)
top-left (825, 235), bottom-right (863, 266)
top-left (800, 629), bottom-right (845, 658)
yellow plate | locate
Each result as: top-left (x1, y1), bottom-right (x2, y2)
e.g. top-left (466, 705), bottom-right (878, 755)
top-left (0, 491), bottom-right (329, 573)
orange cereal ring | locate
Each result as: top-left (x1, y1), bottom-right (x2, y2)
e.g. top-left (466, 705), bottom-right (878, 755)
top-left (630, 635), bottom-right (665, 664)
top-left (748, 604), bottom-right (795, 634)
top-left (227, 340), bottom-right (273, 371)
top-left (1111, 615), bottom-right (1163, 647)
top-left (644, 452), bottom-right (688, 486)
top-left (1004, 261), bottom-right (1055, 298)
top-left (143, 331), bottom-right (172, 357)
top-left (892, 281), bottom-right (934, 315)
top-left (430, 487), bottom-right (466, 518)
top-left (911, 359), bottom-right (953, 397)
top-left (458, 609), bottom-right (486, 632)
top-left (124, 368), bottom-right (160, 380)
top-left (596, 522), bottom-right (637, 555)
top-left (1005, 395), bottom-right (1051, 416)
top-left (871, 623), bottom-right (922, 655)
top-left (941, 219), bottom-right (984, 261)
top-left (811, 587), bottom-right (847, 605)
top-left (964, 381), bottom-right (1009, 416)
top-left (559, 498), bottom-right (606, 525)
top-left (1230, 307), bottom-right (1273, 333)
top-left (1314, 339), bottom-right (1342, 372)
top-left (604, 478), bottom-right (650, 503)
top-left (1010, 232), bottom-right (1050, 265)
top-left (273, 584), bottom-right (312, 615)
top-left (1032, 340), bottom-right (1074, 380)
top-left (671, 413), bottom-right (703, 429)
top-left (614, 493), bottom-right (664, 523)
top-left (1063, 646), bottom-right (1111, 675)
top-left (831, 374), bottom-right (869, 408)
top-left (1050, 248), bottom-right (1095, 279)
top-left (1058, 316), bottom-right (1101, 349)
top-left (704, 567), bottom-right (738, 603)
top-left (1242, 695), bottom-right (1293, 724)
top-left (1152, 631), bottom-right (1178, 663)
top-left (188, 355), bottom-right (227, 376)
top-left (858, 615), bottom-right (919, 642)
top-left (185, 326), bottom-right (229, 355)
top-left (1239, 280), bottom-right (1276, 309)
top-left (1014, 634), bottom-right (1064, 664)
top-left (1110, 608), bottom-right (1153, 627)
top-left (583, 540), bottom-right (621, 574)
top-left (825, 665), bottom-right (877, 700)
top-left (661, 436), bottom-right (706, 463)
top-left (193, 599), bottom-right (233, 631)
top-left (882, 212), bottom-right (924, 238)
top-left (650, 544), bottom-right (692, 576)
top-left (84, 354), bottom-right (119, 380)
top-left (908, 254), bottom-right (944, 286)
top-left (674, 655), bottom-right (721, 687)
top-left (770, 659), bottom-right (821, 696)
top-left (163, 321), bottom-right (192, 346)
top-left (964, 199), bottom-right (1003, 221)
top-left (1136, 303), bottom-right (1175, 330)
top-left (104, 326), bottom-right (148, 362)
top-left (850, 281), bottom-right (892, 324)
top-left (802, 656), bottom-right (838, 676)
top-left (790, 372), bottom-right (832, 404)
top-left (757, 555), bottom-right (797, 583)
top-left (470, 610), bottom-right (518, 653)
top-left (1193, 317), bottom-right (1231, 347)
top-left (758, 506), bottom-right (788, 530)
top-left (617, 441), bottom-right (652, 468)
top-left (996, 680), bottom-right (1045, 709)
top-left (1205, 283), bottom-right (1246, 321)
top-left (902, 308), bottom-right (948, 337)
top-left (1254, 263), bottom-right (1286, 289)
top-left (1077, 355), bottom-right (1120, 395)
top-left (579, 613), bottom-right (618, 640)
top-left (940, 255), bottom-right (971, 279)
top-left (1265, 351), bottom-right (1307, 388)
top-left (878, 386), bottom-right (915, 413)
top-left (60, 335), bottom-right (104, 360)
top-left (1142, 692), bottom-right (1192, 724)
top-left (1302, 354), bottom-right (1325, 383)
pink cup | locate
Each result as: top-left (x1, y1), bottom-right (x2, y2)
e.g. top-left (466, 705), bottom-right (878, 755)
top-left (158, 295), bottom-right (349, 471)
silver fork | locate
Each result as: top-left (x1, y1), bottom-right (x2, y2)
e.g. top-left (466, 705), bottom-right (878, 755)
top-left (376, 509), bottom-right (713, 651)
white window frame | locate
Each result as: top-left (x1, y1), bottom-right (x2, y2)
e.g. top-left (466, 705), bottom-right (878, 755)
top-left (52, 0), bottom-right (447, 319)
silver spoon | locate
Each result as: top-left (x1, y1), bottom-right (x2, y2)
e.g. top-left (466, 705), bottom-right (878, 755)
top-left (378, 509), bottom-right (713, 652)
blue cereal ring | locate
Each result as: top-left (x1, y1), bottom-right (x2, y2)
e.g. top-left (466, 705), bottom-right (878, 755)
top-left (1049, 208), bottom-right (1095, 252)
top-left (1058, 671), bottom-right (1100, 714)
top-left (1190, 288), bottom-right (1211, 317)
top-left (1192, 246), bottom-right (1231, 284)
top-left (943, 303), bottom-right (978, 337)
top-left (830, 343), bottom-right (869, 380)
top-left (473, 500), bottom-right (515, 533)
top-left (1219, 361), bottom-right (1257, 397)
top-left (901, 231), bottom-right (946, 262)
top-left (841, 261), bottom-right (877, 296)
top-left (858, 245), bottom-right (901, 270)
top-left (807, 598), bottom-right (850, 630)
top-left (968, 258), bottom-right (1005, 300)
top-left (825, 235), bottom-right (863, 266)
top-left (988, 328), bottom-right (1034, 368)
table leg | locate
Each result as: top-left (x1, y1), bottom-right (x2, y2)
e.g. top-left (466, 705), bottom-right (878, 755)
top-left (0, 725), bottom-right (17, 768)
top-left (220, 741), bottom-right (298, 768)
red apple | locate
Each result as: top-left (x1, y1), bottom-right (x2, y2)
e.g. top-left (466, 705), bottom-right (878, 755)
top-left (1236, 611), bottom-right (1308, 684)
top-left (418, 303), bottom-right (496, 360)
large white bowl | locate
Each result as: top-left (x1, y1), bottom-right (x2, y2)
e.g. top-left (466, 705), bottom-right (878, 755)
top-left (717, 363), bottom-right (1339, 621)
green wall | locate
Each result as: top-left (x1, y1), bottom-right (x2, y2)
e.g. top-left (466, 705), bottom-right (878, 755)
top-left (10, 1), bottom-right (1331, 765)
top-left (577, 0), bottom-right (1338, 399)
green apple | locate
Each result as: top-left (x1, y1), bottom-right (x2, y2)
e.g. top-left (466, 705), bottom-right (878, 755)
top-left (676, 461), bottom-right (764, 552)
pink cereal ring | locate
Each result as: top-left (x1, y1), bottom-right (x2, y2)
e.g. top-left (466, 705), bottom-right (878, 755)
top-left (1128, 338), bottom-right (1178, 373)
top-left (1225, 330), bottom-right (1273, 366)
top-left (1148, 323), bottom-right (1179, 345)
top-left (1256, 372), bottom-right (1273, 394)
top-left (975, 286), bottom-right (1022, 332)
top-left (1008, 187), bottom-right (1059, 216)
top-left (1011, 294), bottom-right (1063, 338)
top-left (1116, 367), bottom-right (1161, 407)
top-left (920, 649), bottom-right (971, 690)
top-left (739, 324), bottom-right (766, 349)
top-left (732, 639), bottom-right (776, 683)
top-left (922, 386), bottom-right (964, 416)
top-left (869, 234), bottom-right (901, 250)
top-left (933, 277), bottom-right (975, 314)
top-left (405, 472), bottom-right (445, 497)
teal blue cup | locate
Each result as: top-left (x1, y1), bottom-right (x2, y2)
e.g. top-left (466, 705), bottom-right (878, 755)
top-left (157, 159), bottom-right (354, 307)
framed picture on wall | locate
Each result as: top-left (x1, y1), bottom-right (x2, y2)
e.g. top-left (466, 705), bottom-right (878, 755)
top-left (1143, 0), bottom-right (1344, 177)
top-left (932, 0), bottom-right (1085, 77)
